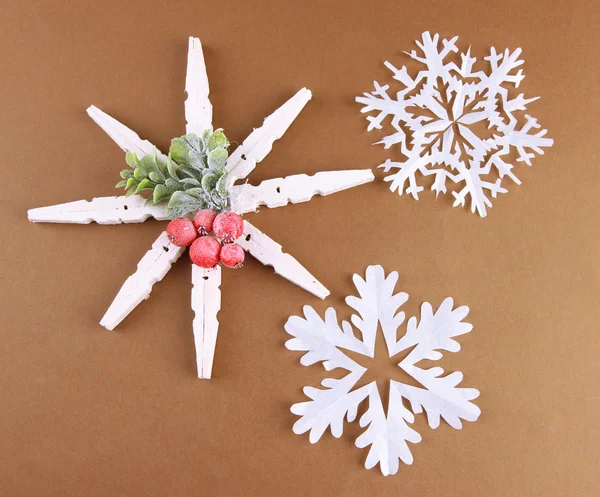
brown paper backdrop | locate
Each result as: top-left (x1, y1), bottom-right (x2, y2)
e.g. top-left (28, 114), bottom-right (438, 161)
top-left (1, 0), bottom-right (599, 495)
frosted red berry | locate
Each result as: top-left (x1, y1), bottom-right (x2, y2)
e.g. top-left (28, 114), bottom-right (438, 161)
top-left (213, 211), bottom-right (244, 243)
top-left (166, 217), bottom-right (197, 247)
top-left (193, 209), bottom-right (217, 235)
top-left (189, 236), bottom-right (221, 268)
top-left (220, 243), bottom-right (245, 268)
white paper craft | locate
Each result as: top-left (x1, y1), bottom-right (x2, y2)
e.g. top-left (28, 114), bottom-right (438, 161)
top-left (285, 265), bottom-right (480, 475)
top-left (357, 31), bottom-right (553, 217)
top-left (28, 37), bottom-right (374, 379)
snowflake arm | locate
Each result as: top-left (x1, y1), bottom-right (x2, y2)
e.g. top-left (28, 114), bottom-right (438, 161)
top-left (382, 152), bottom-right (429, 199)
top-left (496, 114), bottom-right (554, 166)
top-left (191, 265), bottom-right (221, 379)
top-left (225, 88), bottom-right (312, 186)
top-left (285, 306), bottom-right (371, 368)
top-left (451, 158), bottom-right (508, 217)
top-left (28, 108), bottom-right (169, 225)
top-left (229, 169), bottom-right (374, 214)
top-left (291, 372), bottom-right (370, 442)
top-left (356, 82), bottom-right (414, 138)
top-left (393, 371), bottom-right (480, 430)
top-left (86, 105), bottom-right (167, 159)
top-left (99, 231), bottom-right (185, 330)
top-left (27, 195), bottom-right (168, 224)
top-left (185, 37), bottom-right (213, 135)
top-left (184, 36), bottom-right (223, 380)
top-left (395, 298), bottom-right (472, 359)
top-left (286, 303), bottom-right (372, 441)
top-left (356, 383), bottom-right (421, 476)
top-left (393, 298), bottom-right (480, 429)
top-left (477, 47), bottom-right (525, 96)
top-left (346, 265), bottom-right (408, 356)
top-left (236, 220), bottom-right (329, 299)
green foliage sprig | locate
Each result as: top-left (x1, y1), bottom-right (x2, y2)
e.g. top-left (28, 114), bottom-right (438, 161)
top-left (116, 129), bottom-right (230, 219)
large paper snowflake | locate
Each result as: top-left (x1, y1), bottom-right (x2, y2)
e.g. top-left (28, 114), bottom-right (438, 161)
top-left (28, 37), bottom-right (374, 379)
top-left (285, 265), bottom-right (480, 475)
top-left (357, 31), bottom-right (553, 217)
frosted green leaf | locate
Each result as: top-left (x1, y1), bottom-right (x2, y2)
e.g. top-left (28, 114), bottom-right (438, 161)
top-left (207, 128), bottom-right (229, 151)
top-left (126, 177), bottom-right (140, 189)
top-left (164, 155), bottom-right (176, 180)
top-left (184, 187), bottom-right (207, 199)
top-left (166, 191), bottom-right (204, 218)
top-left (165, 178), bottom-right (183, 192)
top-left (156, 158), bottom-right (168, 178)
top-left (135, 178), bottom-right (155, 194)
top-left (117, 130), bottom-right (230, 214)
top-left (125, 151), bottom-right (139, 168)
top-left (215, 173), bottom-right (228, 197)
top-left (153, 184), bottom-right (170, 203)
top-left (169, 139), bottom-right (190, 166)
top-left (212, 193), bottom-right (228, 211)
top-left (170, 133), bottom-right (204, 169)
top-left (138, 155), bottom-right (161, 176)
top-left (208, 148), bottom-right (228, 171)
top-left (149, 171), bottom-right (164, 183)
top-left (180, 178), bottom-right (201, 188)
top-left (201, 129), bottom-right (212, 148)
top-left (202, 172), bottom-right (219, 196)
top-left (180, 166), bottom-right (204, 182)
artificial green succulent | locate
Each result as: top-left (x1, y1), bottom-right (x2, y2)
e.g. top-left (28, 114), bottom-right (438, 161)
top-left (116, 129), bottom-right (230, 219)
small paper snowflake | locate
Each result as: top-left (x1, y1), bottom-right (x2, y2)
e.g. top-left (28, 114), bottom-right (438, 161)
top-left (285, 265), bottom-right (480, 476)
top-left (357, 31), bottom-right (553, 217)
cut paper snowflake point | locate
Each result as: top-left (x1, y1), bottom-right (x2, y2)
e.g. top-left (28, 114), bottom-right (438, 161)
top-left (357, 31), bottom-right (553, 217)
top-left (27, 37), bottom-right (374, 379)
top-left (285, 265), bottom-right (480, 476)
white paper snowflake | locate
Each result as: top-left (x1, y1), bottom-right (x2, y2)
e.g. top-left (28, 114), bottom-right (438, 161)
top-left (285, 265), bottom-right (480, 475)
top-left (357, 31), bottom-right (553, 217)
top-left (28, 37), bottom-right (374, 379)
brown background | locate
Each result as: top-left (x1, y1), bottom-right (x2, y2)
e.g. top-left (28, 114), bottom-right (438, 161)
top-left (1, 0), bottom-right (599, 495)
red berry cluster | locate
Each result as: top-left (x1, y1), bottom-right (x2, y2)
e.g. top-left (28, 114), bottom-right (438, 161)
top-left (166, 210), bottom-right (245, 269)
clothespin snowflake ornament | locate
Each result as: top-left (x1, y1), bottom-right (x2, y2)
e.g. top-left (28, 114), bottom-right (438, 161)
top-left (28, 37), bottom-right (374, 379)
top-left (285, 265), bottom-right (480, 475)
top-left (357, 31), bottom-right (553, 217)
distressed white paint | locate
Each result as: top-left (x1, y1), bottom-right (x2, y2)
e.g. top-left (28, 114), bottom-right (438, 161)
top-left (191, 265), bottom-right (222, 379)
top-left (237, 221), bottom-right (329, 299)
top-left (230, 169), bottom-right (375, 214)
top-left (27, 195), bottom-right (168, 224)
top-left (86, 106), bottom-right (167, 160)
top-left (185, 37), bottom-right (213, 135)
top-left (226, 88), bottom-right (312, 185)
top-left (27, 37), bottom-right (379, 380)
top-left (100, 231), bottom-right (185, 330)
